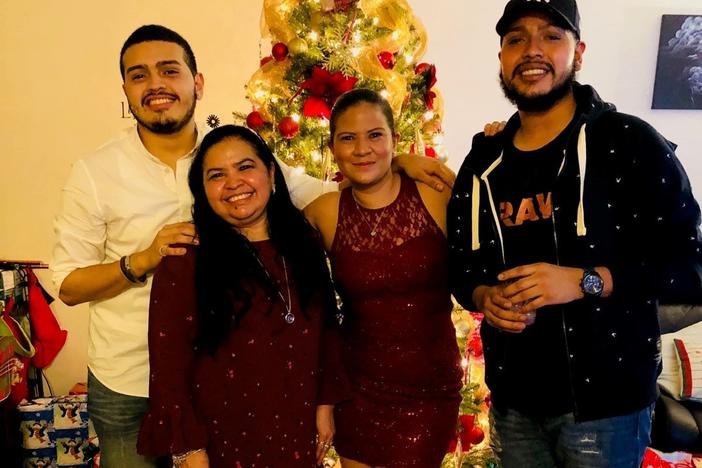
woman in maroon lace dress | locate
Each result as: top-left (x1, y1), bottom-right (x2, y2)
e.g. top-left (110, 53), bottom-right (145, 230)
top-left (305, 89), bottom-right (462, 467)
top-left (137, 125), bottom-right (347, 467)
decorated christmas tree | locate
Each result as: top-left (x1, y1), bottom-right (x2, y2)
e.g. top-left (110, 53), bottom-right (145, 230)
top-left (234, 0), bottom-right (445, 181)
top-left (235, 1), bottom-right (497, 465)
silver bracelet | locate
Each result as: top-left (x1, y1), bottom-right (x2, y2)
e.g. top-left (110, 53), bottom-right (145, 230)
top-left (172, 448), bottom-right (205, 466)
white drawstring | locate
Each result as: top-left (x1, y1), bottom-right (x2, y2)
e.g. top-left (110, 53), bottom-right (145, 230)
top-left (576, 124), bottom-right (588, 237)
top-left (472, 154), bottom-right (504, 265)
top-left (471, 175), bottom-right (481, 251)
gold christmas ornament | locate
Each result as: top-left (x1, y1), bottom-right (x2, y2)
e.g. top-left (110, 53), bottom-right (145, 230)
top-left (288, 37), bottom-right (309, 55)
top-left (246, 60), bottom-right (292, 121)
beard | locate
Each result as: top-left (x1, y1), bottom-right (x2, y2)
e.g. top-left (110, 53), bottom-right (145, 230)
top-left (500, 61), bottom-right (577, 112)
top-left (130, 88), bottom-right (197, 135)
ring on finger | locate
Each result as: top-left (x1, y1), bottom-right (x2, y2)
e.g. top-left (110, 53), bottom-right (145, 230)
top-left (158, 245), bottom-right (168, 257)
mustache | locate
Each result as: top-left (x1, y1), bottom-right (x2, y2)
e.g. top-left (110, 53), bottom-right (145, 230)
top-left (513, 62), bottom-right (554, 79)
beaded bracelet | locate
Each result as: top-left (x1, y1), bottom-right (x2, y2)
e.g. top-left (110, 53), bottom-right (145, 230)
top-left (119, 255), bottom-right (146, 284)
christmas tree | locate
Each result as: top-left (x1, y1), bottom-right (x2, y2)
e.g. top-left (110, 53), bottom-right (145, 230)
top-left (235, 1), bottom-right (496, 465)
top-left (234, 0), bottom-right (445, 181)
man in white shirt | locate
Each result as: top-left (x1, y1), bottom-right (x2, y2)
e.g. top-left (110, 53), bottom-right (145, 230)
top-left (51, 24), bottom-right (453, 467)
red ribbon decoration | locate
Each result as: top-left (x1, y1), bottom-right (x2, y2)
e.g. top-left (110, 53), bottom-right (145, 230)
top-left (300, 66), bottom-right (358, 119)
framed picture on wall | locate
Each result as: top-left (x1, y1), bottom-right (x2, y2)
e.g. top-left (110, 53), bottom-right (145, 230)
top-left (652, 15), bottom-right (702, 110)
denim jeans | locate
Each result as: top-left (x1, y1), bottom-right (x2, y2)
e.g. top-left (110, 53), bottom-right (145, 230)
top-left (87, 369), bottom-right (158, 468)
top-left (489, 405), bottom-right (654, 468)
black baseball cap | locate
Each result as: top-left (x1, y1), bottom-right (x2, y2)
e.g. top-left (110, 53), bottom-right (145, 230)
top-left (496, 0), bottom-right (581, 39)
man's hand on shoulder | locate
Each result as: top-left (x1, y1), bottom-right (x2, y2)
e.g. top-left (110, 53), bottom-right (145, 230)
top-left (131, 222), bottom-right (199, 277)
top-left (393, 153), bottom-right (455, 192)
top-left (483, 120), bottom-right (507, 137)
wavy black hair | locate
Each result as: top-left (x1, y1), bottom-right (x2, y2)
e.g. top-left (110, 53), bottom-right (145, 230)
top-left (188, 125), bottom-right (336, 353)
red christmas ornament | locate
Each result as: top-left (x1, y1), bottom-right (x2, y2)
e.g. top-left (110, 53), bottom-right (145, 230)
top-left (246, 111), bottom-right (265, 130)
top-left (260, 55), bottom-right (274, 67)
top-left (377, 51), bottom-right (395, 70)
top-left (446, 414), bottom-right (476, 453)
top-left (272, 42), bottom-right (289, 61)
top-left (278, 116), bottom-right (299, 139)
top-left (468, 426), bottom-right (485, 445)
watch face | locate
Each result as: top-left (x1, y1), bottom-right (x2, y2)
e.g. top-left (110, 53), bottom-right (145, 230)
top-left (583, 272), bottom-right (604, 296)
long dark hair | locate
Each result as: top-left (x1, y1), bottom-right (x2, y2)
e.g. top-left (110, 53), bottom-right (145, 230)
top-left (188, 125), bottom-right (335, 353)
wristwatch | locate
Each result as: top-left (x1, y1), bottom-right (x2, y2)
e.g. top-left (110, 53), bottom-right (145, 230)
top-left (580, 269), bottom-right (604, 297)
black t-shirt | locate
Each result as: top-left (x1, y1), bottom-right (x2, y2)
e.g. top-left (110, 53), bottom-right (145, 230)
top-left (489, 118), bottom-right (578, 417)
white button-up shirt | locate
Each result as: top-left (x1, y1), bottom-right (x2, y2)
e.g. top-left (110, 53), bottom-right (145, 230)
top-left (51, 124), bottom-right (331, 397)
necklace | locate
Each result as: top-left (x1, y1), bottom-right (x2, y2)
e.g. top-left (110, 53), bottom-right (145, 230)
top-left (253, 253), bottom-right (295, 324)
top-left (352, 192), bottom-right (389, 237)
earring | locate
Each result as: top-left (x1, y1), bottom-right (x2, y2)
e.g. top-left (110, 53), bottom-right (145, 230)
top-left (271, 182), bottom-right (276, 194)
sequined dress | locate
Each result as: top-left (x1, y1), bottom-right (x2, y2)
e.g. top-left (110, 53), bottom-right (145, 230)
top-left (138, 241), bottom-right (346, 467)
top-left (331, 175), bottom-right (462, 467)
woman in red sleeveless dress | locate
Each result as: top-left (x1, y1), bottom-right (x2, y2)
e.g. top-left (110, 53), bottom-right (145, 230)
top-left (305, 89), bottom-right (462, 467)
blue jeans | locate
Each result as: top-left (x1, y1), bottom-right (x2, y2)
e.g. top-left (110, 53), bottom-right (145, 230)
top-left (88, 369), bottom-right (158, 468)
top-left (489, 405), bottom-right (653, 468)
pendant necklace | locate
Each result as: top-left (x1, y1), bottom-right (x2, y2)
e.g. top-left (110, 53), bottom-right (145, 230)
top-left (253, 253), bottom-right (295, 324)
top-left (352, 192), bottom-right (389, 237)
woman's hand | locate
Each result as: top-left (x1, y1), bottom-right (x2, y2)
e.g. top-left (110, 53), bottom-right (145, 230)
top-left (316, 404), bottom-right (335, 464)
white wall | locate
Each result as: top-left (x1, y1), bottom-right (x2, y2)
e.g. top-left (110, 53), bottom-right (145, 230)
top-left (413, 0), bottom-right (702, 191)
top-left (1, 0), bottom-right (700, 394)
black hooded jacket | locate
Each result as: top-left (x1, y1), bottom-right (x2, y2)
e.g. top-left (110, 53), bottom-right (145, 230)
top-left (448, 83), bottom-right (702, 421)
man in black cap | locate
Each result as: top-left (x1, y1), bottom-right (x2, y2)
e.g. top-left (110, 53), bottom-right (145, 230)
top-left (448, 0), bottom-right (702, 465)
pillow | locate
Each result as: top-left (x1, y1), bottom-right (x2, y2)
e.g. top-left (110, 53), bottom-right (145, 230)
top-left (673, 338), bottom-right (702, 401)
top-left (659, 320), bottom-right (702, 400)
